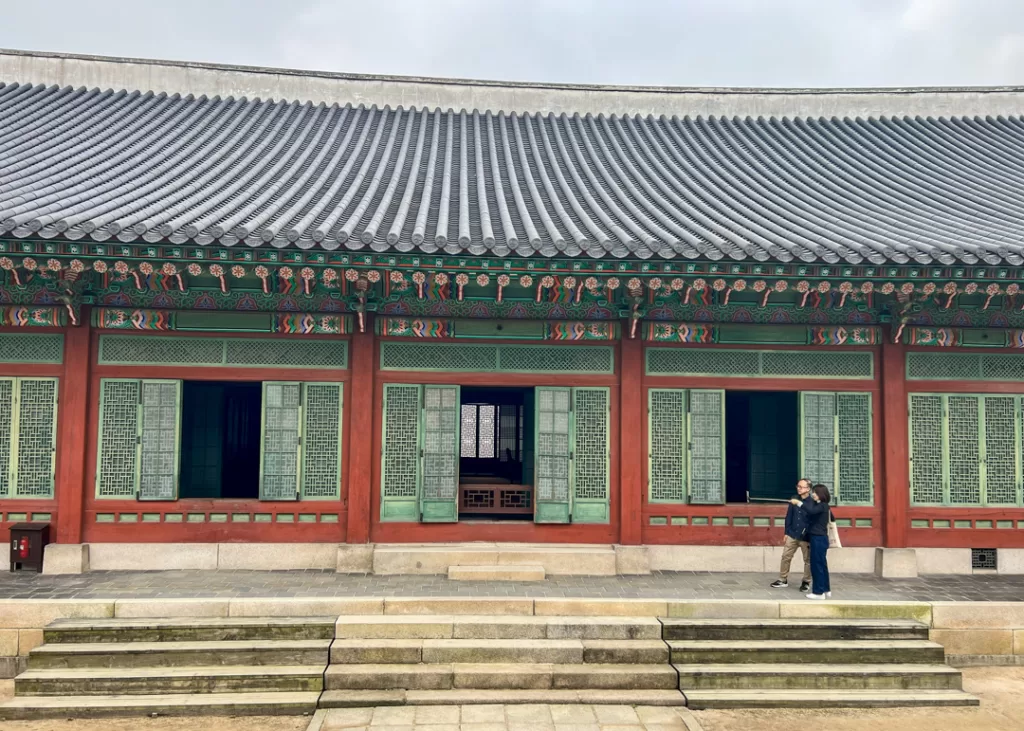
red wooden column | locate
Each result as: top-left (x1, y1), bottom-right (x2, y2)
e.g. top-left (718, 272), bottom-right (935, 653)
top-left (346, 317), bottom-right (375, 544)
top-left (881, 332), bottom-right (910, 548)
top-left (618, 334), bottom-right (644, 545)
top-left (55, 307), bottom-right (92, 544)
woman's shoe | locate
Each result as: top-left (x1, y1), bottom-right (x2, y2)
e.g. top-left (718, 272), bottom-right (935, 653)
top-left (825, 592), bottom-right (832, 598)
top-left (806, 593), bottom-right (825, 599)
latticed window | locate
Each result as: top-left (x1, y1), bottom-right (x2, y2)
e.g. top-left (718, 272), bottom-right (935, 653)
top-left (910, 393), bottom-right (1024, 506)
top-left (0, 377), bottom-right (58, 499)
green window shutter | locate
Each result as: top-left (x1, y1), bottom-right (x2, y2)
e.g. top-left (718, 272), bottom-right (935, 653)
top-left (909, 394), bottom-right (945, 505)
top-left (0, 378), bottom-right (13, 498)
top-left (420, 385), bottom-right (460, 522)
top-left (572, 387), bottom-right (610, 523)
top-left (835, 393), bottom-right (873, 505)
top-left (535, 386), bottom-right (572, 523)
top-left (300, 383), bottom-right (344, 500)
top-left (801, 392), bottom-right (837, 490)
top-left (138, 380), bottom-right (181, 501)
top-left (648, 388), bottom-right (687, 504)
top-left (982, 395), bottom-right (1020, 506)
top-left (947, 395), bottom-right (982, 505)
top-left (688, 389), bottom-right (725, 504)
top-left (96, 379), bottom-right (142, 498)
top-left (12, 378), bottom-right (58, 499)
top-left (381, 384), bottom-right (422, 521)
top-left (260, 381), bottom-right (302, 501)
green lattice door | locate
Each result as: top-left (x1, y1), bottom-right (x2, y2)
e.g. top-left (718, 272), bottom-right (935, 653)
top-left (800, 392), bottom-right (873, 505)
top-left (300, 383), bottom-right (344, 500)
top-left (138, 380), bottom-right (181, 501)
top-left (535, 386), bottom-right (573, 523)
top-left (948, 395), bottom-right (982, 506)
top-left (983, 395), bottom-right (1020, 506)
top-left (648, 389), bottom-right (687, 504)
top-left (801, 392), bottom-right (837, 490)
top-left (572, 387), bottom-right (609, 523)
top-left (909, 394), bottom-right (945, 505)
top-left (260, 382), bottom-right (301, 501)
top-left (420, 385), bottom-right (460, 522)
top-left (688, 389), bottom-right (725, 504)
top-left (0, 377), bottom-right (58, 499)
top-left (381, 384), bottom-right (422, 521)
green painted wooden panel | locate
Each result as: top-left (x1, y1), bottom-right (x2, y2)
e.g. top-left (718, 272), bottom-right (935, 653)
top-left (138, 380), bottom-right (181, 501)
top-left (300, 383), bottom-right (344, 500)
top-left (13, 378), bottom-right (59, 499)
top-left (572, 387), bottom-right (610, 523)
top-left (648, 388), bottom-right (687, 504)
top-left (948, 395), bottom-right (982, 505)
top-left (688, 389), bottom-right (725, 504)
top-left (380, 384), bottom-right (421, 522)
top-left (260, 382), bottom-right (301, 501)
top-left (0, 334), bottom-right (63, 364)
top-left (836, 393), bottom-right (873, 505)
top-left (908, 352), bottom-right (1024, 381)
top-left (0, 379), bottom-right (12, 498)
top-left (646, 348), bottom-right (873, 379)
top-left (801, 392), bottom-right (837, 491)
top-left (99, 335), bottom-right (348, 369)
top-left (379, 342), bottom-right (614, 374)
top-left (535, 386), bottom-right (572, 523)
top-left (909, 394), bottom-right (945, 505)
top-left (420, 385), bottom-right (460, 522)
top-left (982, 395), bottom-right (1020, 506)
top-left (96, 379), bottom-right (142, 498)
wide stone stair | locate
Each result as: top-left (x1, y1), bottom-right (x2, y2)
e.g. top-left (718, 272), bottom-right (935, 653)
top-left (321, 614), bottom-right (683, 707)
top-left (664, 618), bottom-right (978, 709)
top-left (0, 617), bottom-right (332, 719)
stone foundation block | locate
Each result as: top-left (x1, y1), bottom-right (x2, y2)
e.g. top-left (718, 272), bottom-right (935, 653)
top-left (932, 601), bottom-right (1024, 629)
top-left (667, 600), bottom-right (780, 619)
top-left (1014, 630), bottom-right (1024, 655)
top-left (0, 657), bottom-right (26, 679)
top-left (874, 547), bottom-right (918, 578)
top-left (114, 598), bottom-right (230, 618)
top-left (0, 630), bottom-right (18, 657)
top-left (779, 600), bottom-right (932, 623)
top-left (336, 544), bottom-right (373, 573)
top-left (915, 548), bottom-right (973, 575)
top-left (647, 545), bottom-right (765, 572)
top-left (229, 597), bottom-right (383, 617)
top-left (0, 599), bottom-right (114, 629)
top-left (217, 542), bottom-right (336, 570)
top-left (930, 629), bottom-right (1014, 656)
top-left (373, 545), bottom-right (500, 575)
top-left (533, 599), bottom-right (668, 617)
top-left (88, 542), bottom-right (216, 570)
top-left (384, 598), bottom-right (534, 616)
top-left (17, 630), bottom-right (43, 656)
top-left (614, 545), bottom-right (651, 575)
top-left (42, 543), bottom-right (89, 574)
top-left (998, 549), bottom-right (1024, 575)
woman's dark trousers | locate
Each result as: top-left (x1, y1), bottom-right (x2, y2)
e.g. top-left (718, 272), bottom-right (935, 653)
top-left (809, 535), bottom-right (831, 594)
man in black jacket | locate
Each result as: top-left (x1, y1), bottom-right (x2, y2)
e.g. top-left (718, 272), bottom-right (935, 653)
top-left (770, 478), bottom-right (811, 591)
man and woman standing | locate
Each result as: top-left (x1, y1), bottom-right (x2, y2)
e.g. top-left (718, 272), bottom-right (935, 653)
top-left (771, 478), bottom-right (834, 599)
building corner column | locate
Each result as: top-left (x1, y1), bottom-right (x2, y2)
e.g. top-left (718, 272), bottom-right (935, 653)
top-left (880, 331), bottom-right (909, 549)
top-left (618, 333), bottom-right (643, 545)
top-left (345, 315), bottom-right (375, 544)
top-left (55, 306), bottom-right (92, 545)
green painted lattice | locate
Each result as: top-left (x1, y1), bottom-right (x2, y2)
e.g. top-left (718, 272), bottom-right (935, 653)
top-left (909, 394), bottom-right (945, 505)
top-left (801, 392), bottom-right (837, 489)
top-left (648, 389), bottom-right (687, 503)
top-left (260, 382), bottom-right (302, 501)
top-left (0, 378), bottom-right (58, 499)
top-left (948, 395), bottom-right (982, 505)
top-left (646, 348), bottom-right (873, 379)
top-left (908, 352), bottom-right (1024, 381)
top-left (138, 380), bottom-right (181, 501)
top-left (983, 396), bottom-right (1019, 505)
top-left (380, 342), bottom-right (614, 374)
top-left (99, 336), bottom-right (348, 369)
top-left (420, 385), bottom-right (460, 522)
top-left (801, 392), bottom-right (873, 505)
top-left (535, 387), bottom-right (573, 523)
top-left (300, 383), bottom-right (344, 500)
top-left (96, 379), bottom-right (142, 498)
top-left (380, 384), bottom-right (422, 521)
top-left (572, 387), bottom-right (610, 523)
top-left (0, 334), bottom-right (63, 364)
top-left (0, 380), bottom-right (11, 498)
top-left (688, 389), bottom-right (725, 504)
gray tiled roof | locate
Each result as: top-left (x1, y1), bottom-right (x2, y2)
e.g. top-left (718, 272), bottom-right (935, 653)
top-left (2, 82), bottom-right (1024, 265)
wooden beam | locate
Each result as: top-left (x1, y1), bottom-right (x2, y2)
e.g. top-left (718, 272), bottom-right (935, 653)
top-left (345, 317), bottom-right (375, 544)
top-left (55, 307), bottom-right (92, 544)
top-left (618, 334), bottom-right (643, 545)
top-left (881, 331), bottom-right (909, 548)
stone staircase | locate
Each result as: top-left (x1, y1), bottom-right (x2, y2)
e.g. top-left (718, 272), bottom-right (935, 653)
top-left (664, 618), bottom-right (978, 708)
top-left (0, 617), bottom-right (331, 719)
top-left (321, 614), bottom-right (682, 707)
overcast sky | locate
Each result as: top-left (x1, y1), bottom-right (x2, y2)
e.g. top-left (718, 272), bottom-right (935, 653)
top-left (2, 0), bottom-right (1024, 88)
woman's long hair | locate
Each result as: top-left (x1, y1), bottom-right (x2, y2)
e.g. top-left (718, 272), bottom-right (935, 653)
top-left (812, 484), bottom-right (831, 504)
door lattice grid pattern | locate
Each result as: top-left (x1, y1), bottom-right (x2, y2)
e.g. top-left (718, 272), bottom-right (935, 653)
top-left (261, 383), bottom-right (301, 500)
top-left (908, 352), bottom-right (1024, 381)
top-left (647, 348), bottom-right (872, 379)
top-left (225, 340), bottom-right (347, 368)
top-left (138, 381), bottom-right (180, 501)
top-left (97, 380), bottom-right (141, 498)
top-left (648, 389), bottom-right (686, 503)
top-left (536, 388), bottom-right (571, 503)
top-left (802, 393), bottom-right (836, 490)
top-left (300, 383), bottom-right (343, 499)
top-left (573, 388), bottom-right (608, 502)
top-left (382, 385), bottom-right (421, 500)
top-left (422, 386), bottom-right (459, 502)
top-left (0, 380), bottom-right (13, 497)
top-left (983, 396), bottom-right (1018, 505)
top-left (948, 395), bottom-right (982, 505)
top-left (0, 334), bottom-right (63, 364)
top-left (910, 395), bottom-right (945, 505)
top-left (14, 379), bottom-right (57, 498)
top-left (99, 336), bottom-right (347, 369)
top-left (836, 393), bottom-right (873, 504)
top-left (380, 342), bottom-right (613, 374)
top-left (689, 389), bottom-right (725, 504)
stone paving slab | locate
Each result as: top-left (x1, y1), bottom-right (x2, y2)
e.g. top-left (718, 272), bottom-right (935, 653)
top-left (0, 571), bottom-right (1023, 602)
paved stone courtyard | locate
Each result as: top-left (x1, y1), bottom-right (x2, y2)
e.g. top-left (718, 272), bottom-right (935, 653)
top-left (1, 570), bottom-right (1023, 602)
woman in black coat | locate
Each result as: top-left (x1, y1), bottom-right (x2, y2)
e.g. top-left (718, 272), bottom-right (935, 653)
top-left (790, 484), bottom-right (833, 599)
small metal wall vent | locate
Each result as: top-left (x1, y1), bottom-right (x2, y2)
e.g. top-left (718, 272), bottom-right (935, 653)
top-left (972, 548), bottom-right (997, 570)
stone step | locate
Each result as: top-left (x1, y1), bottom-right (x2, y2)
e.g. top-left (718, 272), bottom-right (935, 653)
top-left (324, 663), bottom-right (678, 691)
top-left (675, 663), bottom-right (963, 691)
top-left (44, 617), bottom-right (336, 644)
top-left (661, 618), bottom-right (930, 642)
top-left (683, 689), bottom-right (979, 709)
top-left (15, 665), bottom-right (325, 696)
top-left (329, 638), bottom-right (669, 665)
top-left (669, 639), bottom-right (946, 665)
top-left (447, 564), bottom-right (546, 581)
top-left (334, 615), bottom-right (662, 640)
top-left (28, 639), bottom-right (331, 669)
top-left (372, 543), bottom-right (616, 576)
top-left (0, 692), bottom-right (320, 720)
top-left (319, 688), bottom-right (687, 707)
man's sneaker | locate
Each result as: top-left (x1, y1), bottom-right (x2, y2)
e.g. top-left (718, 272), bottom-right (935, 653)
top-left (799, 582), bottom-right (811, 592)
top-left (770, 580), bottom-right (788, 588)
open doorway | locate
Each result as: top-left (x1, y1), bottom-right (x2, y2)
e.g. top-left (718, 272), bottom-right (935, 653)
top-left (725, 391), bottom-right (799, 503)
top-left (179, 381), bottom-right (262, 499)
top-left (459, 387), bottom-right (534, 520)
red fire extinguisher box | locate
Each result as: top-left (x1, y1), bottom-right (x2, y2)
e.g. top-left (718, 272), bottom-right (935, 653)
top-left (9, 523), bottom-right (49, 573)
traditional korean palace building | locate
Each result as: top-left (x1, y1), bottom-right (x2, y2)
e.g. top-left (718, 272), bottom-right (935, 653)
top-left (3, 49), bottom-right (1024, 574)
